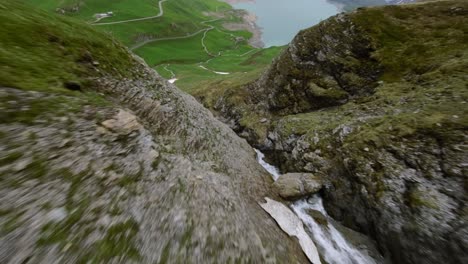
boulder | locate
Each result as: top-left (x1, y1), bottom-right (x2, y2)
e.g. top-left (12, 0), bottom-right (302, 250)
top-left (101, 109), bottom-right (142, 135)
top-left (274, 173), bottom-right (323, 200)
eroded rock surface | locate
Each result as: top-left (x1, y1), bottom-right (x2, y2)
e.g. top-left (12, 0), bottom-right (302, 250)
top-left (0, 2), bottom-right (309, 263)
top-left (274, 173), bottom-right (323, 200)
top-left (210, 1), bottom-right (468, 263)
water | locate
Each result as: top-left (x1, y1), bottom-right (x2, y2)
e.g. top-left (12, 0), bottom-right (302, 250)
top-left (254, 149), bottom-right (280, 180)
top-left (292, 197), bottom-right (376, 264)
top-left (255, 149), bottom-right (376, 264)
top-left (233, 0), bottom-right (339, 47)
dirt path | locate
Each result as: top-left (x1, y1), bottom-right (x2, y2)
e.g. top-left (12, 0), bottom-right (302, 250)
top-left (130, 28), bottom-right (209, 50)
top-left (200, 19), bottom-right (222, 57)
top-left (163, 64), bottom-right (176, 78)
top-left (93, 0), bottom-right (169, 25)
top-left (131, 18), bottom-right (220, 52)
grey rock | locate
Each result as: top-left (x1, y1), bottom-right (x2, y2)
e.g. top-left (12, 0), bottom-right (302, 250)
top-left (274, 173), bottom-right (323, 200)
top-left (0, 57), bottom-right (309, 263)
top-left (47, 207), bottom-right (67, 222)
top-left (12, 158), bottom-right (31, 172)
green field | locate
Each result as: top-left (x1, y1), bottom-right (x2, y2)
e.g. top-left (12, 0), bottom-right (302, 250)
top-left (22, 0), bottom-right (282, 93)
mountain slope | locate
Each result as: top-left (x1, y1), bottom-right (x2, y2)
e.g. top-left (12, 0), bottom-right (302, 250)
top-left (0, 1), bottom-right (308, 263)
top-left (211, 0), bottom-right (468, 263)
top-left (21, 0), bottom-right (282, 93)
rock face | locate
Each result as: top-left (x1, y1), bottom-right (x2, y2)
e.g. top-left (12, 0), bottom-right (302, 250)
top-left (0, 2), bottom-right (309, 263)
top-left (247, 12), bottom-right (380, 116)
top-left (213, 1), bottom-right (468, 263)
top-left (274, 173), bottom-right (323, 200)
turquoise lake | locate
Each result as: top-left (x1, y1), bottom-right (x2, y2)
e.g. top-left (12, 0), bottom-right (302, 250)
top-left (233, 0), bottom-right (340, 47)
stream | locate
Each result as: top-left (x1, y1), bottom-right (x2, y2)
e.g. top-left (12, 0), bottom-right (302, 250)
top-left (255, 149), bottom-right (377, 264)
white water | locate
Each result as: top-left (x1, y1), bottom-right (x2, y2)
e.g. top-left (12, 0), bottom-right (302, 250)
top-left (255, 149), bottom-right (376, 264)
top-left (168, 78), bottom-right (178, 83)
top-left (254, 149), bottom-right (280, 180)
top-left (292, 197), bottom-right (376, 264)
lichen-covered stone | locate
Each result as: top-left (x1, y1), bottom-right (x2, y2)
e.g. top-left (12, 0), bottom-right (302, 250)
top-left (274, 173), bottom-right (323, 200)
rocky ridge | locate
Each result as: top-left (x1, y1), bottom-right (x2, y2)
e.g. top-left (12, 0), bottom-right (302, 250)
top-left (0, 2), bottom-right (310, 263)
top-left (208, 0), bottom-right (468, 263)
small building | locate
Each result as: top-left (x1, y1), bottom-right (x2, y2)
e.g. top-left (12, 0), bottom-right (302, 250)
top-left (94, 11), bottom-right (113, 19)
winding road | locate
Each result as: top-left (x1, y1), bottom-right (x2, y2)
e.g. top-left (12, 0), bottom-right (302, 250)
top-left (93, 0), bottom-right (169, 25)
top-left (130, 18), bottom-right (220, 51)
top-left (93, 0), bottom-right (259, 81)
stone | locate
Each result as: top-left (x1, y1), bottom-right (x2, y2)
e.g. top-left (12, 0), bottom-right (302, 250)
top-left (305, 209), bottom-right (328, 226)
top-left (47, 207), bottom-right (67, 222)
top-left (149, 149), bottom-right (159, 160)
top-left (274, 173), bottom-right (323, 200)
top-left (101, 109), bottom-right (142, 135)
top-left (13, 158), bottom-right (32, 172)
top-left (260, 198), bottom-right (321, 264)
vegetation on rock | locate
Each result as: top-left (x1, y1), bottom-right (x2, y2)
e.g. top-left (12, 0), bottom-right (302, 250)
top-left (211, 1), bottom-right (468, 263)
top-left (0, 1), bottom-right (309, 263)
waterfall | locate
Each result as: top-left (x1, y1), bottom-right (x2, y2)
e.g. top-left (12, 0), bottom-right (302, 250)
top-left (292, 197), bottom-right (375, 264)
top-left (254, 149), bottom-right (280, 180)
top-left (255, 149), bottom-right (377, 264)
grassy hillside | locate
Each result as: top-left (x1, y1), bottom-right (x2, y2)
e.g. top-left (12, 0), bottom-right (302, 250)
top-left (215, 0), bottom-right (468, 146)
top-left (0, 1), bottom-right (137, 93)
top-left (0, 2), bottom-right (312, 263)
top-left (22, 0), bottom-right (282, 93)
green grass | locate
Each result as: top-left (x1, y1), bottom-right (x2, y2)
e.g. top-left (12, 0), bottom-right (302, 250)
top-left (155, 46), bottom-right (283, 93)
top-left (136, 34), bottom-right (210, 65)
top-left (209, 0), bottom-right (468, 155)
top-left (25, 0), bottom-right (169, 22)
top-left (352, 1), bottom-right (468, 82)
top-left (19, 0), bottom-right (279, 95)
top-left (1, 0), bottom-right (136, 92)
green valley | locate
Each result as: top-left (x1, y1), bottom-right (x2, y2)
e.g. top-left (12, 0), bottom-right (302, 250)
top-left (22, 0), bottom-right (282, 93)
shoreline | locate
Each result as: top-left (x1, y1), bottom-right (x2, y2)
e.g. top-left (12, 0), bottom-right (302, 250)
top-left (220, 0), bottom-right (264, 48)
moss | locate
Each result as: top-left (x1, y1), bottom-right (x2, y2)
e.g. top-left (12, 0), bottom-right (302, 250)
top-left (1, 210), bottom-right (25, 234)
top-left (151, 155), bottom-right (162, 169)
top-left (117, 163), bottom-right (144, 189)
top-left (308, 82), bottom-right (349, 102)
top-left (159, 241), bottom-right (172, 264)
top-left (37, 202), bottom-right (88, 247)
top-left (0, 152), bottom-right (23, 167)
top-left (65, 169), bottom-right (92, 210)
top-left (177, 178), bottom-right (186, 193)
top-left (24, 156), bottom-right (48, 180)
top-left (408, 190), bottom-right (440, 210)
top-left (352, 1), bottom-right (468, 82)
top-left (180, 222), bottom-right (195, 247)
top-left (0, 90), bottom-right (109, 126)
top-left (84, 219), bottom-right (141, 263)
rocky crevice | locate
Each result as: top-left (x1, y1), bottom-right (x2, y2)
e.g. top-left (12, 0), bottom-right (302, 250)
top-left (210, 1), bottom-right (468, 263)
